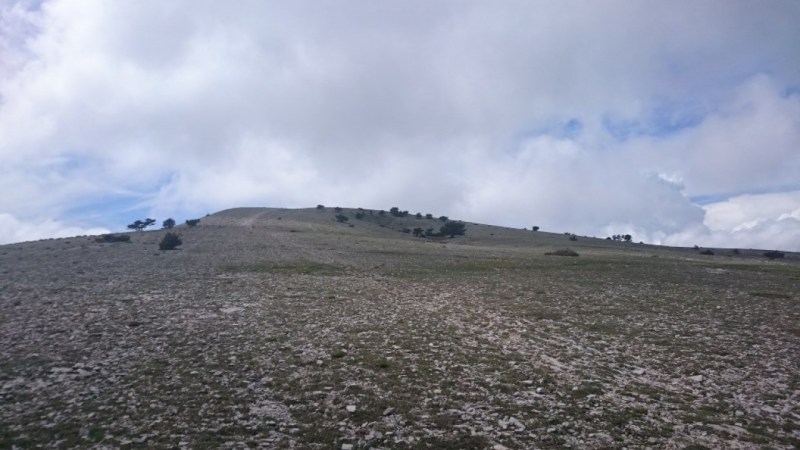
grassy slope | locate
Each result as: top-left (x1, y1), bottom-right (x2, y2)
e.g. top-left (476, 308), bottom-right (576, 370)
top-left (1, 207), bottom-right (798, 449)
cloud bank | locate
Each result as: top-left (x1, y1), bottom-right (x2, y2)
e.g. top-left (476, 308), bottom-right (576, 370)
top-left (1, 1), bottom-right (799, 249)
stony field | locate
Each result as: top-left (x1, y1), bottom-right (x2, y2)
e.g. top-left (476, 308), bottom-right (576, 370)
top-left (1, 207), bottom-right (799, 449)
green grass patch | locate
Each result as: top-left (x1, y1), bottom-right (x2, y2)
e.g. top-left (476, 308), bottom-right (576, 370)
top-left (225, 260), bottom-right (348, 276)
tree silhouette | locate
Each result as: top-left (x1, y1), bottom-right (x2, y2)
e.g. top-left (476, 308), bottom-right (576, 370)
top-left (127, 218), bottom-right (156, 232)
top-left (162, 218), bottom-right (176, 229)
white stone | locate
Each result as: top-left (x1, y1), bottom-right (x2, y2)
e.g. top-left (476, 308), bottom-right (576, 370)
top-left (346, 404), bottom-right (356, 413)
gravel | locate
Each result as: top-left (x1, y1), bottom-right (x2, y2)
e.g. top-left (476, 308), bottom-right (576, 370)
top-left (1, 207), bottom-right (798, 449)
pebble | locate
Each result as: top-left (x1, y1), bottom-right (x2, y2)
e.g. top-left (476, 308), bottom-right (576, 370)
top-left (346, 405), bottom-right (357, 413)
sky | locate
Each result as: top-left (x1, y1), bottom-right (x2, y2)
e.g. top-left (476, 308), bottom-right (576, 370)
top-left (1, 0), bottom-right (799, 250)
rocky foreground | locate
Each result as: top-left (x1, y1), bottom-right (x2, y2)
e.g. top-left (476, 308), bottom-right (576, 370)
top-left (1, 208), bottom-right (799, 449)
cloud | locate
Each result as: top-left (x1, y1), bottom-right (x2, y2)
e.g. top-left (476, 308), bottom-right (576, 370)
top-left (0, 1), bottom-right (798, 249)
top-left (656, 191), bottom-right (800, 251)
top-left (0, 212), bottom-right (108, 245)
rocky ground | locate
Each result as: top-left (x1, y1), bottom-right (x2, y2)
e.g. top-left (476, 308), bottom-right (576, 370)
top-left (1, 208), bottom-right (799, 449)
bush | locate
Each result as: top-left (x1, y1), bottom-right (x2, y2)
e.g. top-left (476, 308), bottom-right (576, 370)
top-left (439, 216), bottom-right (449, 222)
top-left (732, 249), bottom-right (740, 255)
top-left (763, 250), bottom-right (785, 259)
top-left (425, 213), bottom-right (433, 219)
top-left (159, 232), bottom-right (182, 250)
top-left (185, 219), bottom-right (200, 227)
top-left (162, 218), bottom-right (176, 229)
top-left (415, 212), bottom-right (422, 219)
top-left (532, 226), bottom-right (540, 231)
top-left (335, 214), bottom-right (349, 223)
top-left (412, 227), bottom-right (424, 237)
top-left (95, 234), bottom-right (131, 243)
top-left (334, 207), bottom-right (342, 212)
top-left (316, 204), bottom-right (325, 210)
top-left (545, 249), bottom-right (579, 257)
top-left (699, 249), bottom-right (714, 255)
top-left (355, 212), bottom-right (365, 220)
top-left (568, 234), bottom-right (578, 241)
top-left (440, 221), bottom-right (466, 238)
top-left (390, 207), bottom-right (400, 217)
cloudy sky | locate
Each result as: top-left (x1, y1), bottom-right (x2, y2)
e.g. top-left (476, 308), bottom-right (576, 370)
top-left (1, 0), bottom-right (799, 250)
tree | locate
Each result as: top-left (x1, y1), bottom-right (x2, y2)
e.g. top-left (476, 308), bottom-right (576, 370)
top-left (624, 234), bottom-right (632, 242)
top-left (532, 226), bottom-right (540, 231)
top-left (127, 218), bottom-right (156, 232)
top-left (425, 213), bottom-right (433, 219)
top-left (415, 212), bottom-right (422, 219)
top-left (185, 219), bottom-right (200, 227)
top-left (439, 216), bottom-right (449, 222)
top-left (390, 207), bottom-right (400, 217)
top-left (355, 211), bottom-right (365, 220)
top-left (162, 218), bottom-right (176, 229)
top-left (440, 221), bottom-right (466, 238)
top-left (378, 210), bottom-right (386, 216)
top-left (159, 232), bottom-right (182, 250)
top-left (316, 204), bottom-right (325, 210)
top-left (412, 227), bottom-right (424, 237)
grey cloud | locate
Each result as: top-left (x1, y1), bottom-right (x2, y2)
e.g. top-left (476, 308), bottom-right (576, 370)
top-left (1, 0), bottom-right (799, 247)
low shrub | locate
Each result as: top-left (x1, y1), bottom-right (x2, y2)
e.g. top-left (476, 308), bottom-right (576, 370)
top-left (699, 249), bottom-right (714, 255)
top-left (159, 232), bottom-right (182, 250)
top-left (763, 250), bottom-right (785, 259)
top-left (545, 248), bottom-right (579, 257)
top-left (95, 234), bottom-right (131, 243)
top-left (185, 219), bottom-right (200, 227)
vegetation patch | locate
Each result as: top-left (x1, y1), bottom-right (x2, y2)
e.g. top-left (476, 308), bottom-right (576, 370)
top-left (545, 248), bottom-right (579, 257)
top-left (94, 234), bottom-right (131, 243)
top-left (226, 260), bottom-right (348, 275)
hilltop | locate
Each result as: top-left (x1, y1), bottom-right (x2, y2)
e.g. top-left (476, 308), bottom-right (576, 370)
top-left (1, 207), bottom-right (799, 449)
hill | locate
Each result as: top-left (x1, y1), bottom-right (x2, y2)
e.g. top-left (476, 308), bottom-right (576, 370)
top-left (1, 207), bottom-right (799, 449)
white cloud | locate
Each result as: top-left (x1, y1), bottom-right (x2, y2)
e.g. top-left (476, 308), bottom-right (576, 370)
top-left (662, 191), bottom-right (800, 251)
top-left (0, 1), bottom-right (798, 249)
top-left (0, 212), bottom-right (108, 244)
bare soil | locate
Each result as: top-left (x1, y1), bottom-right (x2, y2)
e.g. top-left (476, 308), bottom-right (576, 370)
top-left (1, 207), bottom-right (799, 449)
